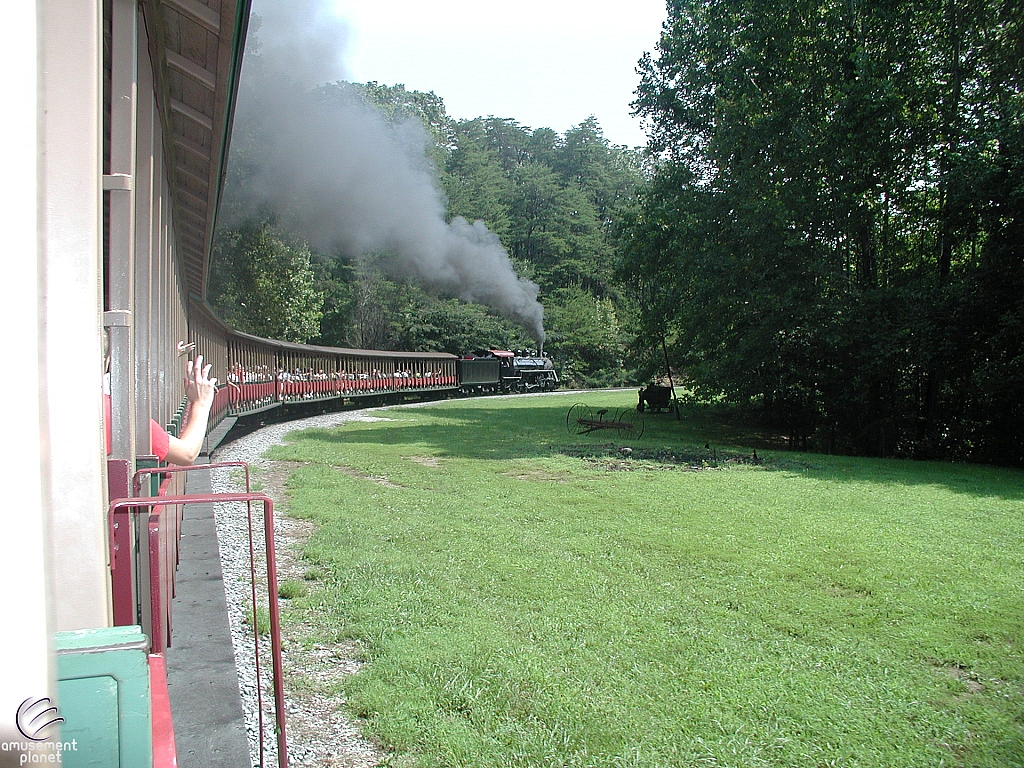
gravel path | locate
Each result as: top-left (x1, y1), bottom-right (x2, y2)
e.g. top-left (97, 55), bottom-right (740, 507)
top-left (209, 409), bottom-right (394, 768)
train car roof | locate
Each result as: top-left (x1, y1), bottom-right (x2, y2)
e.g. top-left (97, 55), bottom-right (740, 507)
top-left (191, 301), bottom-right (456, 360)
top-left (278, 339), bottom-right (459, 360)
top-left (229, 328), bottom-right (457, 361)
top-left (150, 0), bottom-right (252, 299)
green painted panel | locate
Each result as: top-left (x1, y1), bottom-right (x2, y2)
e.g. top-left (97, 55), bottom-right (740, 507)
top-left (59, 676), bottom-right (119, 768)
top-left (55, 626), bottom-right (147, 654)
top-left (136, 456), bottom-right (161, 494)
top-left (56, 626), bottom-right (152, 768)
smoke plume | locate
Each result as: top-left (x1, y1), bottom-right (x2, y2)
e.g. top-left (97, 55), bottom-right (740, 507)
top-left (223, 0), bottom-right (545, 342)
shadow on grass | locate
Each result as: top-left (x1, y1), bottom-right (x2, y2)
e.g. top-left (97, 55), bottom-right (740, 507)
top-left (279, 398), bottom-right (1024, 501)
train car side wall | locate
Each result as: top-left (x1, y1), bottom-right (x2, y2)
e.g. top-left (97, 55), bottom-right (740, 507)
top-left (3, 0), bottom-right (61, 736)
top-left (8, 0), bottom-right (250, 760)
top-left (42, 0), bottom-right (111, 635)
top-left (457, 358), bottom-right (501, 391)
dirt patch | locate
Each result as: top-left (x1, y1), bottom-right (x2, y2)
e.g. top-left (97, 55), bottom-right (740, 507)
top-left (332, 464), bottom-right (403, 489)
top-left (257, 460), bottom-right (309, 500)
top-left (502, 469), bottom-right (571, 482)
top-left (407, 455), bottom-right (442, 468)
top-left (943, 664), bottom-right (985, 695)
top-left (825, 582), bottom-right (873, 599)
top-left (558, 444), bottom-right (765, 472)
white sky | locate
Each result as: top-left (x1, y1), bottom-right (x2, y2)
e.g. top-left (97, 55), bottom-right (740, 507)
top-left (331, 0), bottom-right (667, 149)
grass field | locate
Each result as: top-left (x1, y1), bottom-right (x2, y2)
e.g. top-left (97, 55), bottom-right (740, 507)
top-left (266, 391), bottom-right (1024, 767)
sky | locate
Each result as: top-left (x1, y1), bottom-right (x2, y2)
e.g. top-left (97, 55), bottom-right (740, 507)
top-left (329, 0), bottom-right (668, 149)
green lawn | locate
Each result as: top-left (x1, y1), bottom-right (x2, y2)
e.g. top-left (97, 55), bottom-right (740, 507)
top-left (267, 392), bottom-right (1024, 768)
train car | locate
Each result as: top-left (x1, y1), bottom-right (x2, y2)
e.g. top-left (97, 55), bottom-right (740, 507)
top-left (457, 355), bottom-right (502, 394)
top-left (192, 301), bottom-right (460, 416)
top-left (8, 1), bottom-right (254, 766)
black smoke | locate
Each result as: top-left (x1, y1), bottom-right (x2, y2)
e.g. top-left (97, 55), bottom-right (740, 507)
top-left (222, 0), bottom-right (545, 342)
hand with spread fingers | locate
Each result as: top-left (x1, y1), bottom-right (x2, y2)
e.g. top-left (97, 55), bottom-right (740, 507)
top-left (163, 355), bottom-right (219, 465)
top-left (184, 354), bottom-right (218, 409)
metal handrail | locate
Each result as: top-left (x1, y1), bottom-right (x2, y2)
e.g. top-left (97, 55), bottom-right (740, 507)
top-left (109, 491), bottom-right (288, 768)
top-left (132, 461), bottom-right (267, 753)
top-left (132, 461), bottom-right (251, 497)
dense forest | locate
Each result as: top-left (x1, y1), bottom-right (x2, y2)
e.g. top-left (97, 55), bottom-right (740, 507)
top-left (211, 78), bottom-right (643, 388)
top-left (212, 0), bottom-right (1023, 465)
top-left (624, 0), bottom-right (1023, 464)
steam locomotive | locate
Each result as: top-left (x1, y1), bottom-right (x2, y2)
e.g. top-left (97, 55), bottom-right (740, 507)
top-left (457, 350), bottom-right (560, 394)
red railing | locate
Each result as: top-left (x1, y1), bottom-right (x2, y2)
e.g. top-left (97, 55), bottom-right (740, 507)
top-left (132, 461), bottom-right (252, 498)
top-left (111, 466), bottom-right (288, 768)
top-left (210, 384), bottom-right (232, 427)
top-left (124, 463), bottom-right (253, 649)
top-left (224, 371), bottom-right (458, 416)
top-left (149, 653), bottom-right (176, 768)
top-left (229, 380), bottom-right (278, 414)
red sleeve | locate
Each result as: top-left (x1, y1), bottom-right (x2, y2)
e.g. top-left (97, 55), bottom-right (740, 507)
top-left (104, 393), bottom-right (112, 456)
top-left (150, 419), bottom-right (170, 462)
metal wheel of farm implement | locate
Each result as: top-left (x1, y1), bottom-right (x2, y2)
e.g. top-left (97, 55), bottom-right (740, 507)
top-left (566, 403), bottom-right (592, 435)
top-left (614, 408), bottom-right (645, 439)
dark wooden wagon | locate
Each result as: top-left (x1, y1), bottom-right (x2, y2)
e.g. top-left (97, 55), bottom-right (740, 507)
top-left (637, 384), bottom-right (675, 413)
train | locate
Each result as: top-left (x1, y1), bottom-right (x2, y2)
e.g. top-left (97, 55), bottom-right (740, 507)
top-left (7, 3), bottom-right (556, 767)
top-left (195, 301), bottom-right (558, 424)
top-left (219, 339), bottom-right (559, 414)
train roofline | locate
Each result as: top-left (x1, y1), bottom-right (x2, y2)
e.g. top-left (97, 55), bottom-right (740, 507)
top-left (192, 300), bottom-right (459, 360)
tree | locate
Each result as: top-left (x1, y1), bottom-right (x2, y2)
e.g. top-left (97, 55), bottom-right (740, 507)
top-left (393, 297), bottom-right (530, 354)
top-left (210, 221), bottom-right (323, 343)
top-left (507, 161), bottom-right (609, 292)
top-left (625, 0), bottom-right (1024, 462)
top-left (481, 118), bottom-right (533, 172)
top-left (442, 120), bottom-right (513, 240)
top-left (314, 259), bottom-right (410, 351)
top-left (557, 117), bottom-right (637, 225)
top-left (544, 285), bottom-right (631, 387)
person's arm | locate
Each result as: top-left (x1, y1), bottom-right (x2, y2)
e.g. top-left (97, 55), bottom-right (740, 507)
top-left (165, 355), bottom-right (218, 466)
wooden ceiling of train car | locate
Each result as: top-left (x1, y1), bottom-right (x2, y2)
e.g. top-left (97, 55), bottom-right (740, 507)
top-left (142, 0), bottom-right (251, 299)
